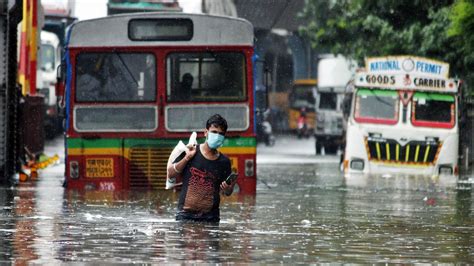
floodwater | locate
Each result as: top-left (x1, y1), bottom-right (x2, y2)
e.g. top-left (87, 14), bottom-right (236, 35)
top-left (0, 136), bottom-right (473, 263)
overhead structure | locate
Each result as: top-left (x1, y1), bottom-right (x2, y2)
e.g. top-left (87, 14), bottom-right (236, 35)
top-left (232, 0), bottom-right (314, 132)
top-left (202, 0), bottom-right (237, 17)
top-left (107, 0), bottom-right (182, 15)
top-left (233, 0), bottom-right (305, 31)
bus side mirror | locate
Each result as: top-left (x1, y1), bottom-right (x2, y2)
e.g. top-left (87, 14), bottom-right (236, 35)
top-left (55, 81), bottom-right (65, 98)
top-left (255, 59), bottom-right (271, 111)
top-left (56, 64), bottom-right (66, 81)
top-left (263, 66), bottom-right (272, 109)
top-left (55, 64), bottom-right (66, 103)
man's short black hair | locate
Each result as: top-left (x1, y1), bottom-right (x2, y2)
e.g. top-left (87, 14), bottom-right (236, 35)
top-left (206, 114), bottom-right (228, 132)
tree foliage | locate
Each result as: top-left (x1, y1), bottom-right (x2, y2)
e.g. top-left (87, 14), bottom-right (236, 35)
top-left (448, 0), bottom-right (474, 85)
top-left (299, 0), bottom-right (473, 88)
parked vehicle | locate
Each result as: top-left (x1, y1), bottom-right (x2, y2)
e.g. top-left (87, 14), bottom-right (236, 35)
top-left (37, 31), bottom-right (62, 138)
top-left (343, 55), bottom-right (461, 179)
top-left (288, 79), bottom-right (316, 134)
top-left (314, 55), bottom-right (356, 154)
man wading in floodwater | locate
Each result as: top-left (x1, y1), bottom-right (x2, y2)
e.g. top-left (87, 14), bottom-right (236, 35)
top-left (167, 114), bottom-right (237, 223)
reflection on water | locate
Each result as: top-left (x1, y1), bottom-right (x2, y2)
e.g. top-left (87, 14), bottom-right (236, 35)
top-left (13, 182), bottom-right (38, 263)
top-left (0, 161), bottom-right (473, 263)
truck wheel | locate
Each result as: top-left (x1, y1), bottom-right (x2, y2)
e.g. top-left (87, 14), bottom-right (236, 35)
top-left (315, 139), bottom-right (323, 155)
top-left (326, 144), bottom-right (338, 155)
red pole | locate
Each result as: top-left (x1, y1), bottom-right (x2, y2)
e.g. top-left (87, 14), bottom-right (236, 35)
top-left (18, 0), bottom-right (30, 95)
top-left (28, 0), bottom-right (38, 95)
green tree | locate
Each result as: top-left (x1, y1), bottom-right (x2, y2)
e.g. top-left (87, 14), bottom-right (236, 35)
top-left (449, 0), bottom-right (474, 91)
top-left (299, 0), bottom-right (472, 88)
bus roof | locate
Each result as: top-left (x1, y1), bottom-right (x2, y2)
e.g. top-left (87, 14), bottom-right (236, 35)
top-left (67, 12), bottom-right (254, 48)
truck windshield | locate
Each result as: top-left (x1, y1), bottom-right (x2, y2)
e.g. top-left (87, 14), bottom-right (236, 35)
top-left (75, 52), bottom-right (157, 102)
top-left (354, 88), bottom-right (399, 124)
top-left (318, 92), bottom-right (337, 110)
top-left (411, 92), bottom-right (455, 128)
top-left (40, 44), bottom-right (55, 72)
top-left (166, 52), bottom-right (246, 102)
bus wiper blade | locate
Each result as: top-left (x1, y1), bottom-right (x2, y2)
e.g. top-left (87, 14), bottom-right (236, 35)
top-left (114, 52), bottom-right (139, 86)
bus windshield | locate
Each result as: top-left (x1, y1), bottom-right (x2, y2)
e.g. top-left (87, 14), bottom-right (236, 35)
top-left (166, 52), bottom-right (246, 102)
top-left (354, 89), bottom-right (399, 124)
top-left (75, 52), bottom-right (156, 102)
top-left (412, 92), bottom-right (455, 128)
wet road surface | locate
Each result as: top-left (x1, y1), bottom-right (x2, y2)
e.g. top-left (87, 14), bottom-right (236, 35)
top-left (0, 135), bottom-right (473, 263)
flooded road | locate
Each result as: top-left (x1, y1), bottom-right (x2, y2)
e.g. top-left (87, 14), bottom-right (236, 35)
top-left (1, 135), bottom-right (473, 263)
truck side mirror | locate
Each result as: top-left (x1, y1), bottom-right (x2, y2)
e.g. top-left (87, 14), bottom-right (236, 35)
top-left (342, 92), bottom-right (353, 118)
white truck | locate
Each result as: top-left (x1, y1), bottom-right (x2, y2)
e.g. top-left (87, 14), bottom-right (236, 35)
top-left (343, 55), bottom-right (461, 180)
top-left (314, 55), bottom-right (356, 154)
top-left (37, 30), bottom-right (62, 138)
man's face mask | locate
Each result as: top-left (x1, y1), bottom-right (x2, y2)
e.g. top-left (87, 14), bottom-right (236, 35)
top-left (207, 131), bottom-right (225, 149)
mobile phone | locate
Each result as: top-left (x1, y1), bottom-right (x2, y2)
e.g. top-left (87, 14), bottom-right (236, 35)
top-left (225, 172), bottom-right (238, 185)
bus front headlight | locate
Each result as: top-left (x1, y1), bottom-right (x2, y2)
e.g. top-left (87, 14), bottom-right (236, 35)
top-left (245, 159), bottom-right (254, 177)
top-left (70, 161), bottom-right (80, 179)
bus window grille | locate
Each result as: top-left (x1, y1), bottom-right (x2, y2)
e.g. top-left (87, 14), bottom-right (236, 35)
top-left (365, 138), bottom-right (440, 165)
top-left (129, 147), bottom-right (172, 189)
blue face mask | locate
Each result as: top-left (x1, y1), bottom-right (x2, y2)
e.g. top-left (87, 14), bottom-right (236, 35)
top-left (207, 132), bottom-right (225, 149)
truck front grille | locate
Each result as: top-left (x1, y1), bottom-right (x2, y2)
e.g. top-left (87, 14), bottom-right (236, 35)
top-left (366, 138), bottom-right (441, 165)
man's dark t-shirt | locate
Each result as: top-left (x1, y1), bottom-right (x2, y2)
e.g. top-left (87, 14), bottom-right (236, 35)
top-left (175, 144), bottom-right (231, 222)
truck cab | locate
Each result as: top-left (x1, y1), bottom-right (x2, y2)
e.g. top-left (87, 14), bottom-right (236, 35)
top-left (343, 56), bottom-right (461, 179)
top-left (37, 30), bottom-right (62, 137)
top-left (314, 55), bottom-right (356, 154)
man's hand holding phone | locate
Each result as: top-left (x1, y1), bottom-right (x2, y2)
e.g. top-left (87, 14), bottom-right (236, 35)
top-left (220, 172), bottom-right (238, 196)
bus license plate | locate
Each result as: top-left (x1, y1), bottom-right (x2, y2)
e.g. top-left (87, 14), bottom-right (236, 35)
top-left (86, 158), bottom-right (114, 178)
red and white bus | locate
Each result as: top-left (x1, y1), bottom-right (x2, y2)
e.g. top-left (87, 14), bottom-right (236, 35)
top-left (61, 12), bottom-right (257, 194)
